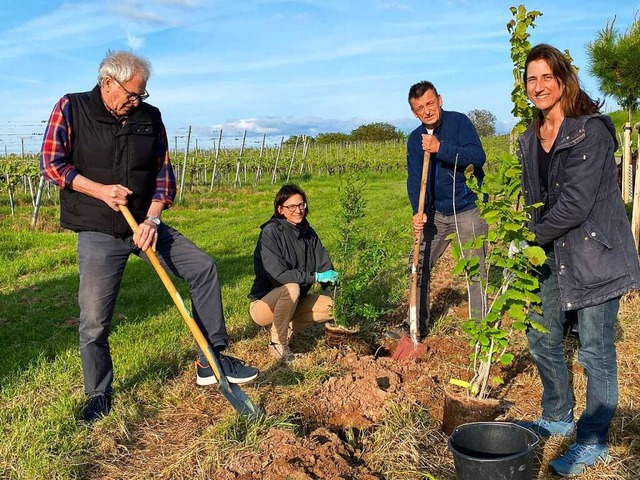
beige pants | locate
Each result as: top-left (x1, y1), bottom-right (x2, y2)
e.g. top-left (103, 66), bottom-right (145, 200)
top-left (250, 283), bottom-right (333, 345)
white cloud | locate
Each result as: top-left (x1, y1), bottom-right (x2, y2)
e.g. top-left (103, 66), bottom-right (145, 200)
top-left (111, 1), bottom-right (168, 25)
top-left (208, 115), bottom-right (364, 137)
top-left (127, 31), bottom-right (145, 49)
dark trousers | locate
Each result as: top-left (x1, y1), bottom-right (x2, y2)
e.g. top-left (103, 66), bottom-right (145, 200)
top-left (77, 224), bottom-right (228, 397)
top-left (410, 207), bottom-right (487, 335)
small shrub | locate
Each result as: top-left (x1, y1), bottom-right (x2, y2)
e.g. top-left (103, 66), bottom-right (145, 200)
top-left (331, 176), bottom-right (393, 329)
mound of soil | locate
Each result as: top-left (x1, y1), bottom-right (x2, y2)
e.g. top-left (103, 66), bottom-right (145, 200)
top-left (214, 427), bottom-right (380, 480)
top-left (300, 333), bottom-right (474, 431)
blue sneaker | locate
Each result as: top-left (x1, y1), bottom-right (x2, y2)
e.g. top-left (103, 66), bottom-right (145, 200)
top-left (517, 417), bottom-right (575, 437)
top-left (549, 442), bottom-right (608, 476)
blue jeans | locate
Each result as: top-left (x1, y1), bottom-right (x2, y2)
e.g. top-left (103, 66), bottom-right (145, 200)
top-left (77, 224), bottom-right (228, 396)
top-left (526, 251), bottom-right (619, 445)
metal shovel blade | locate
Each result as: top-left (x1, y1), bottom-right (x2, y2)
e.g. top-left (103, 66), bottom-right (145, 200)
top-left (392, 335), bottom-right (428, 360)
top-left (207, 346), bottom-right (264, 419)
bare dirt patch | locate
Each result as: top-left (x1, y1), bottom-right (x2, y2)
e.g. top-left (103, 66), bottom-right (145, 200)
top-left (215, 427), bottom-right (380, 480)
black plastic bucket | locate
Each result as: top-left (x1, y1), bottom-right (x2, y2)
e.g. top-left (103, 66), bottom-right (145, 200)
top-left (448, 422), bottom-right (539, 480)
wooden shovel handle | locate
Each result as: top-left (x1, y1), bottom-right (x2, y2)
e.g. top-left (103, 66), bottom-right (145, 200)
top-left (119, 205), bottom-right (223, 380)
top-left (409, 151), bottom-right (430, 346)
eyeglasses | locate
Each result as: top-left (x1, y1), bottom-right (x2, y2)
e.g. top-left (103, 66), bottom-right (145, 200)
top-left (281, 202), bottom-right (307, 212)
top-left (113, 78), bottom-right (149, 102)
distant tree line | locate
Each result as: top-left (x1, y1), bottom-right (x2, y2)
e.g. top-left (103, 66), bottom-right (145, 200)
top-left (285, 110), bottom-right (500, 146)
top-left (286, 122), bottom-right (405, 146)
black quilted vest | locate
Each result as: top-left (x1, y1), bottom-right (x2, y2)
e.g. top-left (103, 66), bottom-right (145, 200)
top-left (60, 85), bottom-right (162, 237)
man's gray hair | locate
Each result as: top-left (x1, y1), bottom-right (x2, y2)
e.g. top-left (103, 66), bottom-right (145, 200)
top-left (98, 50), bottom-right (152, 86)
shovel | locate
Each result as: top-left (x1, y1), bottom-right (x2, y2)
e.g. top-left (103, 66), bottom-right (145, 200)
top-left (120, 205), bottom-right (263, 420)
top-left (392, 150), bottom-right (430, 360)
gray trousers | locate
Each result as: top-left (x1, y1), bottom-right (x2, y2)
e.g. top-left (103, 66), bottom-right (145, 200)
top-left (77, 224), bottom-right (228, 396)
top-left (410, 207), bottom-right (487, 335)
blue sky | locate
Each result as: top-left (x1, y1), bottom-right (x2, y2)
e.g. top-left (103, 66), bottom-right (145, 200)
top-left (0, 0), bottom-right (638, 153)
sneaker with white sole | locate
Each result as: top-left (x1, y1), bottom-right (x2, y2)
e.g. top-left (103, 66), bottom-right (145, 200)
top-left (549, 442), bottom-right (608, 476)
top-left (195, 354), bottom-right (259, 386)
top-left (196, 361), bottom-right (218, 386)
top-left (517, 417), bottom-right (575, 437)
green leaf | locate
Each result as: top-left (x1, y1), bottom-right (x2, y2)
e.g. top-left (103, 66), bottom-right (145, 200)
top-left (451, 259), bottom-right (466, 275)
top-left (523, 245), bottom-right (547, 266)
top-left (449, 378), bottom-right (471, 389)
top-left (499, 353), bottom-right (515, 365)
top-left (450, 241), bottom-right (462, 260)
top-left (464, 164), bottom-right (475, 178)
top-left (483, 210), bottom-right (500, 222)
top-left (529, 320), bottom-right (549, 334)
top-left (504, 222), bottom-right (522, 231)
top-left (508, 303), bottom-right (526, 321)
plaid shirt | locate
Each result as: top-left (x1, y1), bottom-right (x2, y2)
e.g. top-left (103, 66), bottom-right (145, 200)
top-left (39, 95), bottom-right (176, 207)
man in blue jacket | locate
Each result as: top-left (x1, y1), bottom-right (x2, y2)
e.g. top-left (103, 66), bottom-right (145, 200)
top-left (401, 81), bottom-right (487, 339)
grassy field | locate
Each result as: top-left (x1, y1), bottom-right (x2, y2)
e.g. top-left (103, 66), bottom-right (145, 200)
top-left (1, 143), bottom-right (639, 479)
top-left (0, 171), bottom-right (411, 479)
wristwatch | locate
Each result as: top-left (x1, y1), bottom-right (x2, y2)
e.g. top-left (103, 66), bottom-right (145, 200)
top-left (145, 215), bottom-right (161, 226)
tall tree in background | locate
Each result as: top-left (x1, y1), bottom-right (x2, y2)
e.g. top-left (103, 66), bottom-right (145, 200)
top-left (316, 132), bottom-right (351, 144)
top-left (586, 15), bottom-right (640, 123)
top-left (350, 122), bottom-right (404, 142)
top-left (467, 109), bottom-right (497, 137)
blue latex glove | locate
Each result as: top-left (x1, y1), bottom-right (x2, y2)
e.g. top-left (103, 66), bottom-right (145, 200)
top-left (315, 270), bottom-right (339, 284)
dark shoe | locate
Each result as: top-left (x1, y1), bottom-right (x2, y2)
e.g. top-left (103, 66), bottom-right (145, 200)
top-left (83, 393), bottom-right (112, 423)
top-left (195, 361), bottom-right (218, 386)
top-left (517, 417), bottom-right (575, 438)
top-left (218, 354), bottom-right (259, 384)
top-left (549, 442), bottom-right (608, 476)
top-left (197, 355), bottom-right (259, 385)
top-left (384, 322), bottom-right (426, 342)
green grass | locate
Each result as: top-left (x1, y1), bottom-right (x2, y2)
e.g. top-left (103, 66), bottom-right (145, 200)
top-left (607, 109), bottom-right (640, 130)
top-left (0, 171), bottom-right (411, 479)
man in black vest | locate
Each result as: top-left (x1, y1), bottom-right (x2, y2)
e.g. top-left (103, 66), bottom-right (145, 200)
top-left (40, 50), bottom-right (258, 423)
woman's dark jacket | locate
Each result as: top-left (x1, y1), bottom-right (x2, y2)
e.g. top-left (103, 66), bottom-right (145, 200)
top-left (249, 216), bottom-right (333, 300)
top-left (518, 114), bottom-right (640, 310)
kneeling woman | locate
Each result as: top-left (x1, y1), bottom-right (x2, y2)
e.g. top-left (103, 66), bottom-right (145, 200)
top-left (249, 184), bottom-right (338, 361)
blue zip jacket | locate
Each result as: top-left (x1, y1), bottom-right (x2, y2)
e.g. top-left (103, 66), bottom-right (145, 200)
top-left (407, 109), bottom-right (485, 215)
